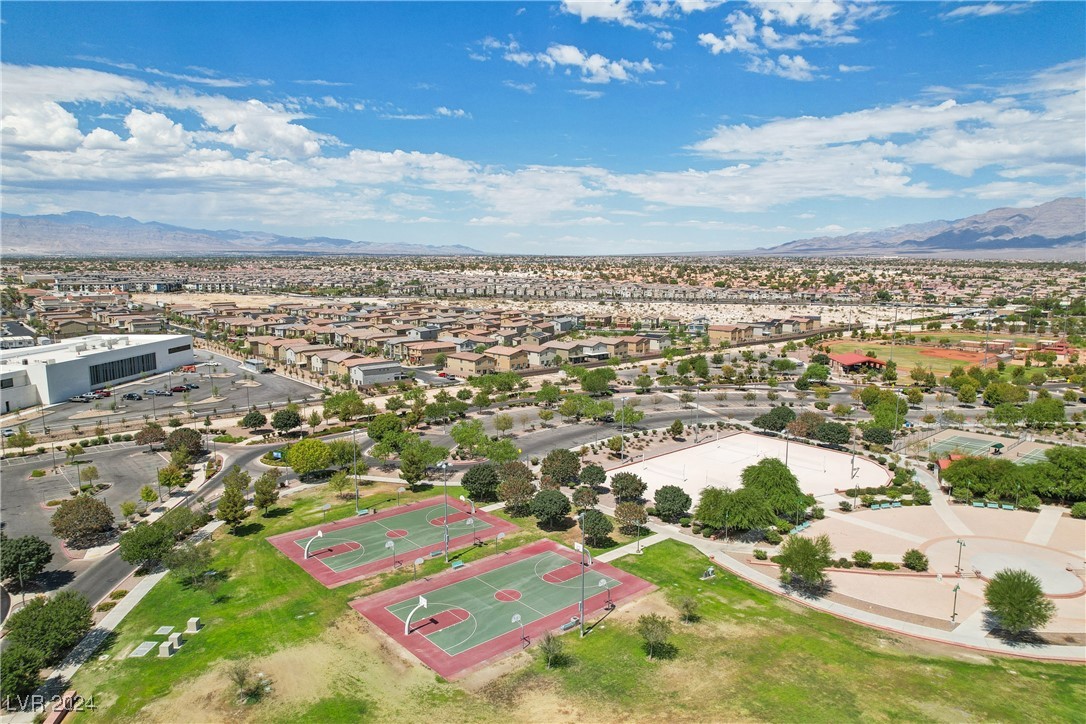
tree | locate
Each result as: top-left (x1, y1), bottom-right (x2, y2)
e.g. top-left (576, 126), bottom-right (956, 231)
top-left (740, 458), bottom-right (806, 517)
top-left (221, 464), bottom-right (252, 492)
top-left (328, 439), bottom-right (365, 471)
top-left (668, 419), bottom-right (685, 438)
top-left (614, 405), bottom-right (645, 428)
top-left (984, 569), bottom-right (1056, 636)
top-left (0, 533), bottom-right (53, 588)
top-left (165, 427), bottom-right (203, 456)
top-left (253, 470), bottom-right (281, 514)
top-left (4, 590), bottom-right (92, 665)
top-left (118, 521), bottom-right (175, 570)
top-left (905, 387), bottom-right (924, 406)
top-left (367, 412), bottom-right (404, 443)
top-left (786, 411), bottom-right (824, 439)
top-left (462, 463), bottom-right (501, 502)
top-left (498, 475), bottom-right (536, 516)
top-left (271, 408), bottom-right (302, 435)
top-left (0, 644), bottom-right (45, 699)
top-left (614, 501), bottom-right (647, 535)
top-left (530, 489), bottom-right (572, 528)
top-left (862, 426), bottom-right (893, 446)
top-left (140, 484), bottom-right (159, 506)
top-left (240, 410), bottom-right (267, 429)
top-left (494, 413), bottom-right (514, 436)
top-left (166, 542), bottom-right (215, 589)
top-left (637, 613), bottom-right (673, 660)
top-left (1023, 397), bottom-right (1065, 425)
top-left (541, 448), bottom-right (580, 487)
top-left (535, 382), bottom-right (561, 406)
top-left (286, 438), bottom-right (332, 478)
top-left (753, 406), bottom-right (796, 432)
top-left (580, 509), bottom-right (613, 546)
top-left (653, 485), bottom-right (692, 522)
top-left (902, 549), bottom-right (929, 572)
top-left (957, 383), bottom-right (977, 405)
top-left (581, 367), bottom-right (616, 395)
top-left (51, 495), bottom-right (115, 548)
top-left (538, 408), bottom-right (555, 426)
top-left (307, 410), bottom-right (323, 431)
top-left (695, 486), bottom-right (729, 529)
top-left (120, 500), bottom-right (137, 518)
top-left (776, 534), bottom-right (834, 591)
top-left (572, 485), bottom-right (599, 510)
top-left (216, 484), bottom-right (248, 530)
top-left (635, 374), bottom-right (653, 392)
top-left (398, 436), bottom-right (449, 489)
top-left (724, 487), bottom-right (777, 533)
top-left (610, 471), bottom-right (647, 502)
top-left (136, 421), bottom-right (167, 451)
top-left (579, 463), bottom-right (607, 489)
top-left (992, 403), bottom-right (1023, 429)
top-left (8, 424), bottom-right (36, 453)
top-left (480, 437), bottom-right (521, 465)
top-left (158, 464), bottom-right (187, 494)
top-left (537, 630), bottom-right (566, 669)
top-left (814, 421), bottom-right (850, 446)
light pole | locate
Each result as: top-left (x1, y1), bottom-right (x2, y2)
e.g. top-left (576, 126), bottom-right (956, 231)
top-left (577, 511), bottom-right (587, 637)
top-left (955, 539), bottom-right (966, 575)
top-left (951, 583), bottom-right (961, 622)
top-left (619, 397), bottom-right (628, 462)
top-left (352, 427), bottom-right (360, 514)
top-left (440, 461), bottom-right (450, 562)
top-left (694, 386), bottom-right (700, 443)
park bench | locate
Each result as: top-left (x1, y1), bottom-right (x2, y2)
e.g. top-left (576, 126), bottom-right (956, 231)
top-left (1001, 504), bottom-right (1015, 511)
top-left (357, 508), bottom-right (370, 516)
top-left (451, 560), bottom-right (465, 570)
top-left (891, 502), bottom-right (902, 508)
top-left (430, 549), bottom-right (443, 558)
top-left (560, 618), bottom-right (579, 632)
top-left (986, 502), bottom-right (999, 509)
top-left (972, 502), bottom-right (985, 508)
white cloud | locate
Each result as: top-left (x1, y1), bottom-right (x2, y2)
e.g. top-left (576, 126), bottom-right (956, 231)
top-left (435, 106), bottom-right (470, 119)
top-left (815, 224), bottom-right (845, 233)
top-left (746, 54), bottom-right (819, 81)
top-left (940, 2), bottom-right (1031, 20)
top-left (561, 0), bottom-right (637, 25)
top-left (699, 2), bottom-right (889, 80)
top-left (293, 78), bottom-right (351, 87)
top-left (838, 64), bottom-right (872, 73)
top-left (570, 89), bottom-right (605, 100)
top-left (495, 40), bottom-right (654, 84)
top-left (502, 80), bottom-right (536, 93)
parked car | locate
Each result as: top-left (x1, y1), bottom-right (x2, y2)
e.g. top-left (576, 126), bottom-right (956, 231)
top-left (69, 396), bottom-right (91, 403)
top-left (2, 428), bottom-right (14, 437)
top-left (170, 385), bottom-right (188, 393)
top-left (184, 383), bottom-right (199, 389)
top-left (437, 372), bottom-right (447, 378)
top-left (122, 392), bottom-right (143, 401)
top-left (92, 389), bottom-right (111, 398)
top-left (261, 368), bottom-right (275, 374)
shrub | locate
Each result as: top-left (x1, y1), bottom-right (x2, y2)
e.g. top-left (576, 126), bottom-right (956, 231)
top-left (1071, 502), bottom-right (1086, 519)
top-left (30, 469), bottom-right (45, 478)
top-left (902, 549), bottom-right (929, 571)
top-left (810, 506), bottom-right (825, 520)
top-left (835, 557), bottom-right (853, 569)
top-left (951, 487), bottom-right (973, 504)
top-left (853, 550), bottom-right (873, 568)
top-left (753, 549), bottom-right (768, 560)
top-left (763, 529), bottom-right (782, 545)
top-left (678, 516), bottom-right (692, 528)
top-left (838, 501), bottom-right (852, 512)
top-left (1019, 494), bottom-right (1042, 512)
top-left (912, 488), bottom-right (932, 506)
top-left (3, 590), bottom-right (93, 665)
top-left (872, 561), bottom-right (899, 571)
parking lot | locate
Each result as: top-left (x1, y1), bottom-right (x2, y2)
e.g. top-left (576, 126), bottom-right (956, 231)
top-left (7, 350), bottom-right (321, 437)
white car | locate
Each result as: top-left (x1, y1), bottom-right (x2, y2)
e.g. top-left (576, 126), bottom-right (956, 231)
top-left (2, 428), bottom-right (14, 437)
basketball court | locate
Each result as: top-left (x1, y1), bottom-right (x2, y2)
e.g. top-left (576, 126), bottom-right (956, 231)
top-left (352, 539), bottom-right (654, 679)
top-left (609, 432), bottom-right (890, 502)
top-left (267, 498), bottom-right (518, 587)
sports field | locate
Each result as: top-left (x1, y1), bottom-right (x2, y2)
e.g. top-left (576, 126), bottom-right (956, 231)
top-left (352, 539), bottom-right (653, 679)
top-left (267, 498), bottom-right (518, 587)
top-left (927, 432), bottom-right (1000, 457)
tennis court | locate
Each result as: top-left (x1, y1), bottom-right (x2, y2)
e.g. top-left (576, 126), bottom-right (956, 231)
top-left (927, 432), bottom-right (998, 457)
top-left (352, 539), bottom-right (654, 679)
top-left (1016, 448), bottom-right (1049, 465)
top-left (267, 498), bottom-right (518, 588)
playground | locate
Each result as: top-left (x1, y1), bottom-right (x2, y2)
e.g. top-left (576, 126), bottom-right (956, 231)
top-left (352, 539), bottom-right (653, 679)
top-left (608, 431), bottom-right (890, 503)
top-left (267, 498), bottom-right (518, 587)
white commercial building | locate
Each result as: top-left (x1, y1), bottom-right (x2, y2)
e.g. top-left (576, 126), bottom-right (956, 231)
top-left (0, 334), bottom-right (196, 412)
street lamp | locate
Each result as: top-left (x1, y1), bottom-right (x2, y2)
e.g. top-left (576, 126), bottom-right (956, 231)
top-left (955, 539), bottom-right (966, 575)
top-left (440, 461), bottom-right (451, 562)
top-left (951, 583), bottom-right (961, 622)
top-left (694, 386), bottom-right (700, 442)
top-left (577, 511), bottom-right (587, 637)
top-left (352, 427), bottom-right (360, 514)
top-left (619, 397), bottom-right (629, 462)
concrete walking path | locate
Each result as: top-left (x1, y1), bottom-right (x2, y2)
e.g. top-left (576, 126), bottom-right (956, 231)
top-left (1024, 507), bottom-right (1064, 547)
top-left (597, 533), bottom-right (668, 562)
top-left (916, 468), bottom-right (973, 537)
top-left (822, 509), bottom-right (928, 544)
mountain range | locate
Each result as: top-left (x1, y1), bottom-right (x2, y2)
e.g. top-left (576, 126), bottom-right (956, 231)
top-left (1, 197), bottom-right (1083, 259)
top-left (0, 211), bottom-right (484, 257)
top-left (758, 197), bottom-right (1085, 260)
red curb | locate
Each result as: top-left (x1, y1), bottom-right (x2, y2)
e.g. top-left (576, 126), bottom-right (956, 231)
top-left (265, 498), bottom-right (518, 589)
top-left (351, 539), bottom-right (655, 680)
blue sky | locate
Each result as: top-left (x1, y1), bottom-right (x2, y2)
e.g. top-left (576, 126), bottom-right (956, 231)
top-left (2, 1), bottom-right (1083, 254)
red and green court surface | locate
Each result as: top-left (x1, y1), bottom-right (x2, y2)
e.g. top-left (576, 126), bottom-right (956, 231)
top-left (267, 498), bottom-right (517, 588)
top-left (351, 539), bottom-right (654, 679)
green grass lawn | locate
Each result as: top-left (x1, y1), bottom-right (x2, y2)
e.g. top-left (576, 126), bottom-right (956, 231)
top-left (71, 495), bottom-right (1084, 723)
top-left (494, 540), bottom-right (1085, 722)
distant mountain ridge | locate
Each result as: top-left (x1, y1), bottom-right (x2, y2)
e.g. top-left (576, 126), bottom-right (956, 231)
top-left (0, 211), bottom-right (485, 256)
top-left (760, 197), bottom-right (1085, 259)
